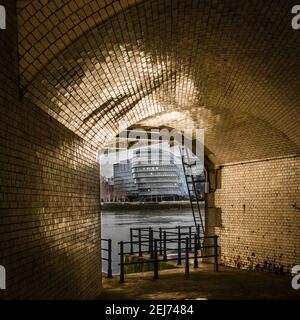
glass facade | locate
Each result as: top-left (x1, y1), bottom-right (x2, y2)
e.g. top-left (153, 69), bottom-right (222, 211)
top-left (111, 146), bottom-right (206, 202)
top-left (132, 147), bottom-right (184, 201)
top-left (113, 160), bottom-right (138, 201)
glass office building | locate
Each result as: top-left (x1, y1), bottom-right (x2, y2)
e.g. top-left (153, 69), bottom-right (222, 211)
top-left (112, 146), bottom-right (206, 202)
top-left (113, 159), bottom-right (138, 201)
top-left (131, 147), bottom-right (185, 201)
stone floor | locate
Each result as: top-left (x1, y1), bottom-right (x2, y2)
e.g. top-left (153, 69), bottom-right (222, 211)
top-left (98, 263), bottom-right (300, 300)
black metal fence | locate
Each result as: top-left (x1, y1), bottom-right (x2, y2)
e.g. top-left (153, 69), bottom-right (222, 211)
top-left (118, 225), bottom-right (219, 283)
top-left (129, 225), bottom-right (203, 257)
top-left (101, 238), bottom-right (113, 278)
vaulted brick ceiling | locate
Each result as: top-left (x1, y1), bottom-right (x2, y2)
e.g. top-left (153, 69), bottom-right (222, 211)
top-left (17, 0), bottom-right (300, 164)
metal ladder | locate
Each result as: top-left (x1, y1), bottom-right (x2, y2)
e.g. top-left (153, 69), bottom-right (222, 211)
top-left (179, 146), bottom-right (205, 237)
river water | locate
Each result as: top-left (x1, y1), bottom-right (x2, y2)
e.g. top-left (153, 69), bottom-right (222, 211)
top-left (101, 207), bottom-right (203, 274)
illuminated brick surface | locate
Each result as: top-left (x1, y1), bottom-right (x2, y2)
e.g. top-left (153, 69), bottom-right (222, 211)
top-left (17, 0), bottom-right (300, 163)
top-left (215, 157), bottom-right (300, 273)
top-left (0, 0), bottom-right (298, 299)
top-left (1, 0), bottom-right (101, 299)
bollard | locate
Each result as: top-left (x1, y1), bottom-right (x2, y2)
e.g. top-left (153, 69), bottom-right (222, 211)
top-left (159, 228), bottom-right (162, 255)
top-left (214, 236), bottom-right (219, 272)
top-left (153, 239), bottom-right (159, 279)
top-left (193, 233), bottom-right (198, 269)
top-left (177, 226), bottom-right (181, 265)
top-left (107, 239), bottom-right (113, 278)
top-left (130, 228), bottom-right (133, 255)
top-left (119, 241), bottom-right (124, 283)
top-left (138, 229), bottom-right (142, 256)
top-left (185, 237), bottom-right (190, 277)
top-left (163, 231), bottom-right (167, 261)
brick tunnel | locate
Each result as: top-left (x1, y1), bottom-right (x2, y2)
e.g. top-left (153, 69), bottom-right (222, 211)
top-left (0, 0), bottom-right (299, 299)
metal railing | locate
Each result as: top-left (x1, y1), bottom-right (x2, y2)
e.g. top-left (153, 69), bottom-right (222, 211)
top-left (118, 226), bottom-right (218, 283)
top-left (129, 225), bottom-right (203, 256)
top-left (101, 238), bottom-right (113, 278)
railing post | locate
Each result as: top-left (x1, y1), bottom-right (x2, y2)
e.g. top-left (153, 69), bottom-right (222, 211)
top-left (138, 228), bottom-right (142, 256)
top-left (148, 227), bottom-right (152, 253)
top-left (130, 228), bottom-right (133, 255)
top-left (107, 239), bottom-right (113, 278)
top-left (150, 229), bottom-right (154, 259)
top-left (163, 231), bottom-right (167, 261)
top-left (193, 233), bottom-right (198, 269)
top-left (119, 241), bottom-right (124, 283)
top-left (197, 224), bottom-right (200, 248)
top-left (153, 239), bottom-right (159, 279)
top-left (189, 226), bottom-right (192, 252)
top-left (214, 236), bottom-right (219, 272)
top-left (177, 226), bottom-right (181, 265)
top-left (159, 228), bottom-right (162, 255)
top-left (185, 237), bottom-right (190, 278)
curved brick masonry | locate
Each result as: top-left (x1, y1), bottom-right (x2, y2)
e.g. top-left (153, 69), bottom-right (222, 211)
top-left (0, 0), bottom-right (299, 299)
top-left (0, 1), bottom-right (101, 299)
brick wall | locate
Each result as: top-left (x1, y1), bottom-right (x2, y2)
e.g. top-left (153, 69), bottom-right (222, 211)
top-left (0, 1), bottom-right (101, 299)
top-left (215, 157), bottom-right (300, 273)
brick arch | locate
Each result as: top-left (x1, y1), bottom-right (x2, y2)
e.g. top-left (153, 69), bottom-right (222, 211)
top-left (18, 0), bottom-right (300, 164)
top-left (0, 0), bottom-right (297, 299)
top-left (17, 0), bottom-right (143, 89)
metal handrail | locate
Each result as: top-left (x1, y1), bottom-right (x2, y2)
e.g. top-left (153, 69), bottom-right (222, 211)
top-left (101, 238), bottom-right (113, 278)
top-left (118, 232), bottom-right (219, 283)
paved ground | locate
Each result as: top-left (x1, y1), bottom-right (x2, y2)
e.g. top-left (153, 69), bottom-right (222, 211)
top-left (98, 263), bottom-right (300, 300)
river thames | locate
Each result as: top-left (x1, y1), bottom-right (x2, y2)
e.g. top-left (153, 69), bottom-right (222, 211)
top-left (101, 207), bottom-right (204, 274)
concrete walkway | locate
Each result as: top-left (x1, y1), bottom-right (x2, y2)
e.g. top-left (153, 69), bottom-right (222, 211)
top-left (98, 264), bottom-right (300, 300)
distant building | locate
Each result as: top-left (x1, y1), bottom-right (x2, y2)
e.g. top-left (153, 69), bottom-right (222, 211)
top-left (132, 147), bottom-right (185, 201)
top-left (100, 176), bottom-right (115, 202)
top-left (108, 146), bottom-right (205, 202)
top-left (113, 159), bottom-right (138, 201)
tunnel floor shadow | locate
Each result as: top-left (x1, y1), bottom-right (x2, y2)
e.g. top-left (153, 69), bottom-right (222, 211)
top-left (98, 264), bottom-right (299, 300)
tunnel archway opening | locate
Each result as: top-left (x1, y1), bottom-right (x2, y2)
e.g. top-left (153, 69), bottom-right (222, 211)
top-left (0, 0), bottom-right (298, 299)
top-left (98, 125), bottom-right (213, 275)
